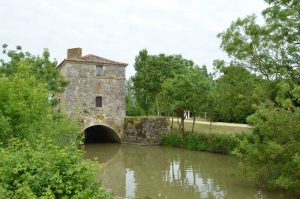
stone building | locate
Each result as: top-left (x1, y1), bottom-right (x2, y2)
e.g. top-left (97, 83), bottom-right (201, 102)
top-left (57, 48), bottom-right (127, 142)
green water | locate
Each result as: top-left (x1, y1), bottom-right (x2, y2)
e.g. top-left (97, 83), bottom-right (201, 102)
top-left (85, 144), bottom-right (299, 199)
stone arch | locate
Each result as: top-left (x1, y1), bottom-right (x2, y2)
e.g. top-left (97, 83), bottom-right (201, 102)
top-left (84, 124), bottom-right (121, 143)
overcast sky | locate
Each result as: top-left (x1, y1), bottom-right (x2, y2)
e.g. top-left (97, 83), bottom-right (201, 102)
top-left (0, 0), bottom-right (267, 78)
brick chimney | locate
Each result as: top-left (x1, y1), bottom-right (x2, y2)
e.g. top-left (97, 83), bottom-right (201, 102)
top-left (67, 48), bottom-right (82, 59)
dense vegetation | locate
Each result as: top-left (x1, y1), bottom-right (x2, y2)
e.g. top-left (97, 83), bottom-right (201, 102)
top-left (220, 0), bottom-right (300, 191)
top-left (0, 45), bottom-right (110, 198)
top-left (161, 131), bottom-right (252, 155)
top-left (128, 0), bottom-right (300, 192)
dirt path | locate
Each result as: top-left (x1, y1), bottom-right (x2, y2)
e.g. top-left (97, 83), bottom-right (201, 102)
top-left (173, 118), bottom-right (251, 128)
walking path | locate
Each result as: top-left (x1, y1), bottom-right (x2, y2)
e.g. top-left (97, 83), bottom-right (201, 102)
top-left (173, 118), bottom-right (251, 128)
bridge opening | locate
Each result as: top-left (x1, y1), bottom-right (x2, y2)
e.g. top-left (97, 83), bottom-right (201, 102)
top-left (84, 125), bottom-right (121, 143)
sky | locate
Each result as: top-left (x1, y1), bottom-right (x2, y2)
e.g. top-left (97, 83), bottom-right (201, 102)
top-left (0, 0), bottom-right (267, 79)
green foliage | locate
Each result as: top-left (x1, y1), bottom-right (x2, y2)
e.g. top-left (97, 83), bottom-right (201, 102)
top-left (0, 45), bottom-right (110, 198)
top-left (211, 66), bottom-right (262, 123)
top-left (234, 101), bottom-right (300, 190)
top-left (0, 139), bottom-right (111, 198)
top-left (161, 131), bottom-right (252, 155)
top-left (125, 78), bottom-right (145, 116)
top-left (161, 68), bottom-right (211, 133)
top-left (218, 0), bottom-right (300, 81)
top-left (132, 49), bottom-right (196, 115)
top-left (0, 73), bottom-right (79, 146)
top-left (160, 132), bottom-right (183, 147)
top-left (0, 74), bottom-right (50, 144)
top-left (0, 44), bottom-right (68, 103)
top-left (218, 0), bottom-right (300, 191)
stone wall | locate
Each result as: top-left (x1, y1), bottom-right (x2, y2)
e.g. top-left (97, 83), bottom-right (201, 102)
top-left (123, 116), bottom-right (170, 145)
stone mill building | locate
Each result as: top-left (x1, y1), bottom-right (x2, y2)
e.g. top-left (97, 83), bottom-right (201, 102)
top-left (57, 48), bottom-right (128, 142)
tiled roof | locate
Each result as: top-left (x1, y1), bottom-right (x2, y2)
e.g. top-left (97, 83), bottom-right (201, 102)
top-left (79, 54), bottom-right (127, 66)
top-left (57, 54), bottom-right (128, 68)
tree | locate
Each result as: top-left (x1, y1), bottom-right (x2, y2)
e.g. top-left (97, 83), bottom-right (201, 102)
top-left (234, 83), bottom-right (300, 190)
top-left (219, 0), bottom-right (300, 191)
top-left (0, 47), bottom-right (74, 145)
top-left (212, 65), bottom-right (262, 123)
top-left (218, 0), bottom-right (299, 81)
top-left (0, 44), bottom-right (68, 104)
top-left (161, 67), bottom-right (211, 134)
top-left (125, 78), bottom-right (144, 116)
top-left (132, 49), bottom-right (195, 115)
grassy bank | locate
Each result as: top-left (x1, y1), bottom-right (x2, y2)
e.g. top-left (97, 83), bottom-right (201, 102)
top-left (171, 121), bottom-right (252, 134)
top-left (161, 131), bottom-right (252, 154)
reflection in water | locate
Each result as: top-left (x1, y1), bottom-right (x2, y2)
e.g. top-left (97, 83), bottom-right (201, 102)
top-left (165, 160), bottom-right (225, 199)
top-left (125, 169), bottom-right (136, 198)
top-left (84, 144), bottom-right (299, 199)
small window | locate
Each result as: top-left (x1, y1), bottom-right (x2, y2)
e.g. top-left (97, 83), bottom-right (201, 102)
top-left (96, 65), bottom-right (103, 76)
top-left (96, 96), bottom-right (102, 107)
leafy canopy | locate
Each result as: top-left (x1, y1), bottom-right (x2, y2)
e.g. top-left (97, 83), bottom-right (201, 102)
top-left (218, 0), bottom-right (300, 191)
top-left (132, 49), bottom-right (195, 115)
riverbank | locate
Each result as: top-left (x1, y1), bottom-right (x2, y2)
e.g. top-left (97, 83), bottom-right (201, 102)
top-left (161, 131), bottom-right (253, 155)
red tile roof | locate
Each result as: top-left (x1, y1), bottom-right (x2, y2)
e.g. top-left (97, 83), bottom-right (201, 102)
top-left (57, 54), bottom-right (128, 68)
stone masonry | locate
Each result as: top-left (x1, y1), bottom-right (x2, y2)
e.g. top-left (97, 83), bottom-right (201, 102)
top-left (123, 117), bottom-right (170, 145)
top-left (57, 48), bottom-right (127, 139)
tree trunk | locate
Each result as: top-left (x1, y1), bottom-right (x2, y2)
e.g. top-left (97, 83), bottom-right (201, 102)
top-left (176, 108), bottom-right (185, 135)
top-left (156, 95), bottom-right (160, 116)
top-left (192, 115), bottom-right (196, 133)
top-left (209, 105), bottom-right (212, 134)
top-left (171, 114), bottom-right (174, 131)
top-left (180, 115), bottom-right (185, 135)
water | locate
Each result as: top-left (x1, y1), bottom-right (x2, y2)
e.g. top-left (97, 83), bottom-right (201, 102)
top-left (85, 144), bottom-right (299, 199)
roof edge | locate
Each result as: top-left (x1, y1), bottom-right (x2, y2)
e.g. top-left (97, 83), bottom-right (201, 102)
top-left (56, 59), bottom-right (128, 69)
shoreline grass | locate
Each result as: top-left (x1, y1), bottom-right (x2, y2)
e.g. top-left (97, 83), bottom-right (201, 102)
top-left (161, 131), bottom-right (253, 155)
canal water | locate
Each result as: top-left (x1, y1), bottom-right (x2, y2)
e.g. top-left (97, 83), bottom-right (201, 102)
top-left (85, 143), bottom-right (298, 199)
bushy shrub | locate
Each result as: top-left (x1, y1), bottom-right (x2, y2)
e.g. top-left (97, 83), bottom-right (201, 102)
top-left (0, 139), bottom-right (111, 199)
top-left (0, 46), bottom-right (111, 198)
top-left (160, 131), bottom-right (182, 147)
top-left (184, 134), bottom-right (208, 151)
top-left (183, 133), bottom-right (240, 154)
top-left (234, 106), bottom-right (300, 191)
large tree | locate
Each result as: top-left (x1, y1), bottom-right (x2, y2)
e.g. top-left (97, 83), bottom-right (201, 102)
top-left (132, 49), bottom-right (195, 115)
top-left (218, 0), bottom-right (299, 81)
top-left (161, 67), bottom-right (211, 134)
top-left (212, 65), bottom-right (262, 123)
top-left (218, 0), bottom-right (300, 191)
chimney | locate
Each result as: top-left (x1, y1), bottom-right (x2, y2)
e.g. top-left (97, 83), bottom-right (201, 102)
top-left (67, 48), bottom-right (82, 59)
